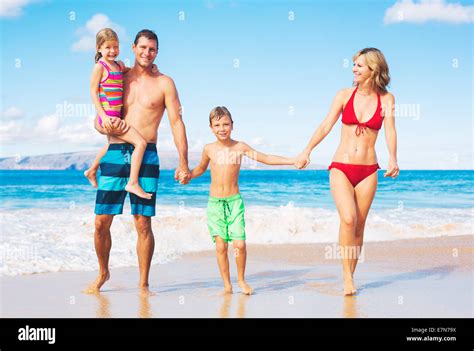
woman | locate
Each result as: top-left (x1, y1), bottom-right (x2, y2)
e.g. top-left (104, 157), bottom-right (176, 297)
top-left (296, 48), bottom-right (399, 295)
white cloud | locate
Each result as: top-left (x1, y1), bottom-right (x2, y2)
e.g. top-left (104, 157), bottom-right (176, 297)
top-left (71, 14), bottom-right (126, 52)
top-left (34, 114), bottom-right (61, 135)
top-left (0, 0), bottom-right (33, 18)
top-left (384, 0), bottom-right (474, 24)
top-left (1, 106), bottom-right (24, 120)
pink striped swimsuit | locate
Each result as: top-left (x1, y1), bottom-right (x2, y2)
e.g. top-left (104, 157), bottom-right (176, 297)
top-left (97, 60), bottom-right (123, 127)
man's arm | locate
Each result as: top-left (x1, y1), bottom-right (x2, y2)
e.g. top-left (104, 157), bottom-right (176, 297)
top-left (241, 142), bottom-right (295, 166)
top-left (163, 76), bottom-right (190, 183)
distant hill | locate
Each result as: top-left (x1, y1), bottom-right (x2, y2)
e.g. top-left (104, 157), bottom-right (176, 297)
top-left (0, 150), bottom-right (325, 170)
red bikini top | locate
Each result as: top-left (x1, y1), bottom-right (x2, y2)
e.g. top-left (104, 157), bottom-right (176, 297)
top-left (342, 86), bottom-right (383, 136)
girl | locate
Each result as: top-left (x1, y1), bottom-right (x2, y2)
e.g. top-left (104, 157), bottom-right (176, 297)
top-left (84, 28), bottom-right (152, 200)
top-left (296, 48), bottom-right (399, 295)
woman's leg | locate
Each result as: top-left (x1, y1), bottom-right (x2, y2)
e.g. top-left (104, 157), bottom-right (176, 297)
top-left (116, 126), bottom-right (151, 199)
top-left (330, 168), bottom-right (358, 296)
top-left (352, 171), bottom-right (378, 275)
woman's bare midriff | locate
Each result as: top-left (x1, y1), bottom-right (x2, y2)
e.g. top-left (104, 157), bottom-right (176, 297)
top-left (332, 125), bottom-right (379, 165)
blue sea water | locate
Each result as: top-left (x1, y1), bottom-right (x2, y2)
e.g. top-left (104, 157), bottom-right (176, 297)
top-left (0, 170), bottom-right (472, 210)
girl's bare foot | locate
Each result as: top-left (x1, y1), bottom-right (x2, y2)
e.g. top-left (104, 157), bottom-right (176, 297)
top-left (238, 280), bottom-right (253, 295)
top-left (125, 182), bottom-right (153, 199)
top-left (83, 271), bottom-right (110, 294)
top-left (84, 169), bottom-right (98, 188)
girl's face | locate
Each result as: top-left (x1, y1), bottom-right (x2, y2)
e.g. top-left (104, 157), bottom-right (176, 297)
top-left (98, 40), bottom-right (119, 62)
top-left (352, 55), bottom-right (372, 85)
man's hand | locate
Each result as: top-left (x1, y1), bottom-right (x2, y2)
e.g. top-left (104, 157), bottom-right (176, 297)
top-left (103, 118), bottom-right (130, 136)
top-left (295, 152), bottom-right (311, 169)
top-left (175, 166), bottom-right (191, 185)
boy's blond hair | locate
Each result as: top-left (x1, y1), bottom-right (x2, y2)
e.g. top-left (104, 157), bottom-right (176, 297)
top-left (209, 106), bottom-right (233, 125)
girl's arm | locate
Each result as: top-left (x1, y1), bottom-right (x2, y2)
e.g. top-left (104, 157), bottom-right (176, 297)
top-left (190, 146), bottom-right (211, 179)
top-left (295, 89), bottom-right (347, 168)
top-left (90, 63), bottom-right (113, 130)
top-left (118, 60), bottom-right (158, 74)
top-left (383, 93), bottom-right (399, 178)
top-left (241, 143), bottom-right (295, 166)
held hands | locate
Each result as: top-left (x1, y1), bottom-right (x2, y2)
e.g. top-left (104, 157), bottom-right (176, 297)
top-left (294, 151), bottom-right (311, 169)
top-left (384, 159), bottom-right (400, 179)
top-left (174, 167), bottom-right (191, 185)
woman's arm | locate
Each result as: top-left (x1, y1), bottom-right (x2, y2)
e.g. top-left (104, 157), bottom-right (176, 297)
top-left (295, 89), bottom-right (347, 168)
top-left (90, 64), bottom-right (113, 130)
top-left (241, 143), bottom-right (295, 166)
top-left (190, 146), bottom-right (210, 179)
top-left (383, 93), bottom-right (399, 178)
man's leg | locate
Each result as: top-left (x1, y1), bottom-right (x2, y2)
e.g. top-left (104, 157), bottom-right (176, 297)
top-left (133, 215), bottom-right (155, 294)
top-left (84, 214), bottom-right (114, 293)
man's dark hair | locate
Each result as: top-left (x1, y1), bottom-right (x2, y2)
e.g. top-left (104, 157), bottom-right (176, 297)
top-left (134, 29), bottom-right (159, 48)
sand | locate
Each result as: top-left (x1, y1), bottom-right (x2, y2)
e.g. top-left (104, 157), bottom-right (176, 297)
top-left (1, 235), bottom-right (472, 318)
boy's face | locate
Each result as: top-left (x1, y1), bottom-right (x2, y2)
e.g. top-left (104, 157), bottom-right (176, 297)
top-left (210, 115), bottom-right (233, 141)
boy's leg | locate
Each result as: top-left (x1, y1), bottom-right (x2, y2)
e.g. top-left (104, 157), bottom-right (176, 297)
top-left (215, 236), bottom-right (233, 293)
top-left (84, 143), bottom-right (109, 188)
top-left (233, 240), bottom-right (252, 295)
top-left (116, 126), bottom-right (152, 199)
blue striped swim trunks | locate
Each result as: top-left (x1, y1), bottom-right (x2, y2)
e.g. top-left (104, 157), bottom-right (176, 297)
top-left (94, 143), bottom-right (160, 217)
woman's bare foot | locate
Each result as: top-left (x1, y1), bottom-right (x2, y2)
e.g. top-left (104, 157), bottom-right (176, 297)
top-left (125, 182), bottom-right (153, 199)
top-left (223, 283), bottom-right (233, 294)
top-left (84, 169), bottom-right (98, 188)
top-left (343, 275), bottom-right (357, 296)
top-left (238, 280), bottom-right (253, 295)
top-left (139, 286), bottom-right (156, 297)
top-left (83, 271), bottom-right (110, 294)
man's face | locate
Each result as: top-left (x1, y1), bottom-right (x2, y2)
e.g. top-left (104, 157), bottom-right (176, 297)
top-left (132, 37), bottom-right (158, 68)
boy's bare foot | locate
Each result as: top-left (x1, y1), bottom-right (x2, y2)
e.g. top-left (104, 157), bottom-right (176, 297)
top-left (238, 280), bottom-right (253, 295)
top-left (125, 183), bottom-right (153, 199)
top-left (343, 275), bottom-right (357, 296)
top-left (83, 271), bottom-right (110, 294)
top-left (84, 169), bottom-right (98, 188)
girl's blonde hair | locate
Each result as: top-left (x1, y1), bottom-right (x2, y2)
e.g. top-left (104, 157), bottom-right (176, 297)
top-left (95, 28), bottom-right (119, 63)
top-left (353, 48), bottom-right (390, 94)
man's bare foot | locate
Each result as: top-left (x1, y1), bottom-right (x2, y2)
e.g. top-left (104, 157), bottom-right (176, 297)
top-left (343, 276), bottom-right (357, 296)
top-left (125, 183), bottom-right (153, 199)
top-left (139, 286), bottom-right (156, 297)
top-left (238, 280), bottom-right (253, 295)
top-left (83, 271), bottom-right (110, 294)
top-left (84, 169), bottom-right (98, 188)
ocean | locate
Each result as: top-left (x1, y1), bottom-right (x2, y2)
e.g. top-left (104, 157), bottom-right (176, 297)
top-left (0, 170), bottom-right (472, 275)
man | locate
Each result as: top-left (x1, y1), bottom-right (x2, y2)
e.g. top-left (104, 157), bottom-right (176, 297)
top-left (85, 29), bottom-right (191, 295)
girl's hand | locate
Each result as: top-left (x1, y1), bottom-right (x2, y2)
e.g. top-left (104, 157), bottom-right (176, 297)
top-left (295, 152), bottom-right (311, 169)
top-left (101, 116), bottom-right (113, 131)
top-left (151, 64), bottom-right (159, 74)
top-left (384, 159), bottom-right (400, 178)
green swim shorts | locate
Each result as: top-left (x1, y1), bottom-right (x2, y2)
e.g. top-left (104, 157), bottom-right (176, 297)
top-left (207, 193), bottom-right (246, 243)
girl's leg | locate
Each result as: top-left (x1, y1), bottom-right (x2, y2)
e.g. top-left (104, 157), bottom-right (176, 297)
top-left (233, 240), bottom-right (252, 295)
top-left (84, 143), bottom-right (109, 188)
top-left (329, 168), bottom-right (358, 296)
top-left (215, 236), bottom-right (233, 294)
top-left (116, 126), bottom-right (152, 199)
top-left (352, 172), bottom-right (378, 275)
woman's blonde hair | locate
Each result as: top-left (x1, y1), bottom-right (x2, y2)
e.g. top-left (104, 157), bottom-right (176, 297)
top-left (95, 28), bottom-right (119, 63)
top-left (353, 48), bottom-right (390, 94)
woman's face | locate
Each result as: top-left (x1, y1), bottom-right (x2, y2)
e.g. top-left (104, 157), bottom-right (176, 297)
top-left (352, 55), bottom-right (372, 85)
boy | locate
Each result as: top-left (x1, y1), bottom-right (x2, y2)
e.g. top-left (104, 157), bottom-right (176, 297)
top-left (186, 106), bottom-right (296, 294)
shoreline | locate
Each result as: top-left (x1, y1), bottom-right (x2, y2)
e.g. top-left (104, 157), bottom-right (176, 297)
top-left (1, 235), bottom-right (472, 318)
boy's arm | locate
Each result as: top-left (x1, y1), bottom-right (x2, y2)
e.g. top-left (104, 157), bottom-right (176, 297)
top-left (190, 146), bottom-right (211, 179)
top-left (241, 142), bottom-right (295, 166)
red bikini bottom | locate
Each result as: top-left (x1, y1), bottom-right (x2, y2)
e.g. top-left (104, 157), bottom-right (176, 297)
top-left (328, 162), bottom-right (380, 187)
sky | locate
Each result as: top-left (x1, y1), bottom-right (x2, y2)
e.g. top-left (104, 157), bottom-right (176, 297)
top-left (0, 0), bottom-right (472, 169)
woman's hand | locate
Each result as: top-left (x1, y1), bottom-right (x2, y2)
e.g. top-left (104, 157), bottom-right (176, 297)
top-left (384, 158), bottom-right (399, 178)
top-left (295, 151), bottom-right (311, 169)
